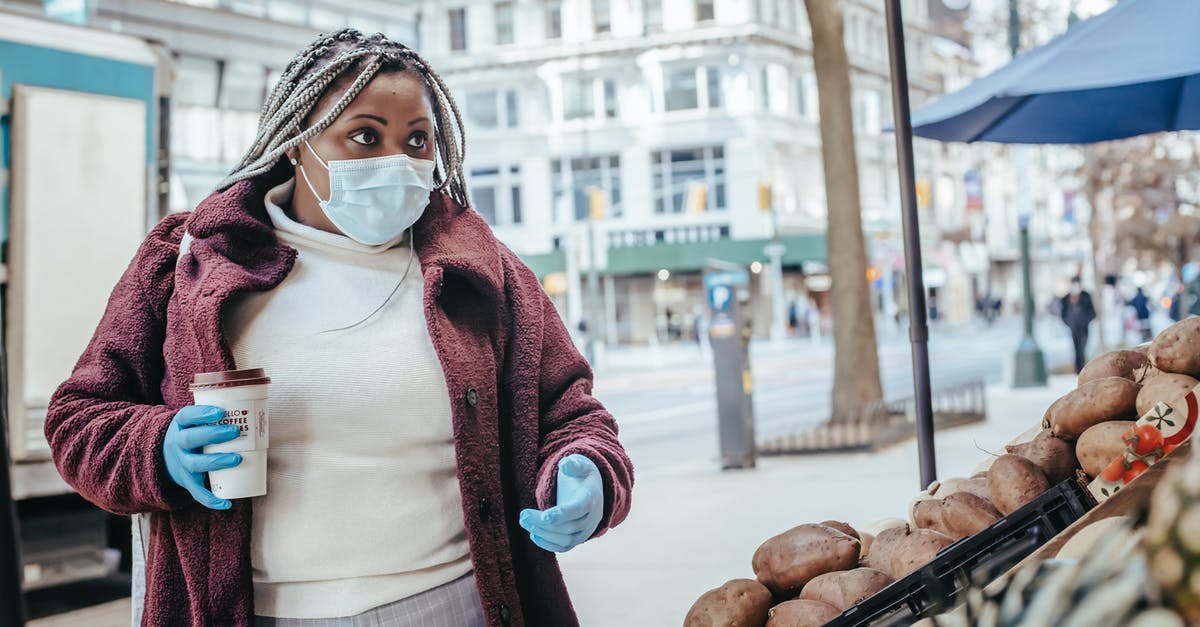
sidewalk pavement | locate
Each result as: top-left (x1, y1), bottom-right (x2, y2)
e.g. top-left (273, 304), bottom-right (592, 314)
top-left (27, 376), bottom-right (1076, 627)
top-left (558, 375), bottom-right (1077, 626)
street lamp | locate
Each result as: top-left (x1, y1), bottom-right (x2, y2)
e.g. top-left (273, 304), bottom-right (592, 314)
top-left (1009, 0), bottom-right (1047, 388)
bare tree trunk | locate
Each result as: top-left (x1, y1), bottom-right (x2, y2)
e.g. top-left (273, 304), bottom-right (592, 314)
top-left (804, 0), bottom-right (883, 422)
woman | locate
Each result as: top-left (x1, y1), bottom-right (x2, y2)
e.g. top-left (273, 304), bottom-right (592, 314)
top-left (45, 29), bottom-right (633, 626)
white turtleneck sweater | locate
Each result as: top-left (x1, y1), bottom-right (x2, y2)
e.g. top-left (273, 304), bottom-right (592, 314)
top-left (223, 179), bottom-right (471, 619)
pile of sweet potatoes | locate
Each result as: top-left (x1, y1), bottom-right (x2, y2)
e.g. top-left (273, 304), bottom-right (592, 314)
top-left (683, 319), bottom-right (1200, 626)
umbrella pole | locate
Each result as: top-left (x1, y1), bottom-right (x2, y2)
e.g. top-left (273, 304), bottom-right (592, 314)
top-left (884, 0), bottom-right (937, 489)
top-left (0, 418), bottom-right (24, 627)
top-left (1, 299), bottom-right (25, 626)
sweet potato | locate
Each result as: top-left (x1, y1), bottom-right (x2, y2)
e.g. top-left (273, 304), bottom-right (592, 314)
top-left (1076, 420), bottom-right (1136, 478)
top-left (799, 567), bottom-right (894, 611)
top-left (858, 532), bottom-right (875, 560)
top-left (987, 454), bottom-right (1050, 515)
top-left (952, 477), bottom-right (990, 501)
top-left (940, 492), bottom-right (1002, 540)
top-left (912, 498), bottom-right (940, 531)
top-left (1042, 377), bottom-right (1140, 440)
top-left (860, 518), bottom-right (908, 536)
top-left (684, 578), bottom-right (773, 627)
top-left (1150, 317), bottom-right (1200, 376)
top-left (913, 492), bottom-right (1000, 540)
top-left (1078, 349), bottom-right (1152, 386)
top-left (1005, 429), bottom-right (1076, 484)
top-left (1136, 373), bottom-right (1199, 417)
top-left (752, 524), bottom-right (860, 598)
top-left (862, 524), bottom-right (910, 576)
top-left (819, 520), bottom-right (859, 540)
top-left (765, 599), bottom-right (841, 627)
top-left (890, 528), bottom-right (954, 577)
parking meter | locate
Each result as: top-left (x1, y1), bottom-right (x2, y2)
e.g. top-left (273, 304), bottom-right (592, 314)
top-left (704, 263), bottom-right (756, 470)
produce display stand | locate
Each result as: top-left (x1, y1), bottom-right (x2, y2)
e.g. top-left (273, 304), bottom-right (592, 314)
top-left (1010, 438), bottom-right (1192, 572)
top-left (824, 477), bottom-right (1097, 626)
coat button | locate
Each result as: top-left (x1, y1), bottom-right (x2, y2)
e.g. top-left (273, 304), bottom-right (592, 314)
top-left (466, 388), bottom-right (479, 407)
top-left (478, 497), bottom-right (492, 522)
top-left (499, 604), bottom-right (511, 624)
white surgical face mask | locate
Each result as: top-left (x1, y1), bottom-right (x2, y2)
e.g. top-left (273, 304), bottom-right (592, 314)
top-left (297, 139), bottom-right (435, 246)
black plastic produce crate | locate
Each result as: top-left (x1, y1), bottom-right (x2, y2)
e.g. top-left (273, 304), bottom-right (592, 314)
top-left (824, 476), bottom-right (1097, 627)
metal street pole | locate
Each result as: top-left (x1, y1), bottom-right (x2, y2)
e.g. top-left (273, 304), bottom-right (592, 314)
top-left (1008, 0), bottom-right (1048, 388)
top-left (1, 323), bottom-right (26, 626)
top-left (767, 204), bottom-right (787, 342)
top-left (586, 216), bottom-right (602, 366)
top-left (885, 0), bottom-right (937, 489)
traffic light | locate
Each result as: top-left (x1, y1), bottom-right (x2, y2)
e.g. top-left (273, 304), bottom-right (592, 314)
top-left (588, 186), bottom-right (607, 220)
top-left (757, 182), bottom-right (773, 211)
top-left (687, 181), bottom-right (708, 214)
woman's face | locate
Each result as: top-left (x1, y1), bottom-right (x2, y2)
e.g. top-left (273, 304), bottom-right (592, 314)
top-left (287, 70), bottom-right (436, 234)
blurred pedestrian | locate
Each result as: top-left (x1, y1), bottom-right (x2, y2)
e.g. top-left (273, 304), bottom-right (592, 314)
top-left (44, 29), bottom-right (632, 627)
top-left (1170, 285), bottom-right (1185, 322)
top-left (1060, 277), bottom-right (1096, 373)
top-left (1126, 286), bottom-right (1152, 342)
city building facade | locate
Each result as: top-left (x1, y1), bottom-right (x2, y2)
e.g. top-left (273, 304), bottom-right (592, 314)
top-left (421, 0), bottom-right (949, 346)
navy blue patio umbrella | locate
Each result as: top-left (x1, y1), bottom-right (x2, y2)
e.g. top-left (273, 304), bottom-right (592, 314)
top-left (910, 0), bottom-right (1200, 144)
top-left (884, 0), bottom-right (1200, 489)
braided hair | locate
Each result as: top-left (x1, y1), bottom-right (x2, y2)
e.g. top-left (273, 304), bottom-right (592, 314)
top-left (217, 29), bottom-right (469, 207)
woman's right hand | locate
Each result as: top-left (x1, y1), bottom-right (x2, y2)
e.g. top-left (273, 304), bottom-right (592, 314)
top-left (163, 405), bottom-right (243, 510)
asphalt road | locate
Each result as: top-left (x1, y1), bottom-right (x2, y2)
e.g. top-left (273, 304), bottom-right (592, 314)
top-left (593, 316), bottom-right (1078, 476)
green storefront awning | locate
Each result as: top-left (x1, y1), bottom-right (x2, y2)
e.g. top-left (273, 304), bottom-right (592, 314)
top-left (517, 234), bottom-right (827, 279)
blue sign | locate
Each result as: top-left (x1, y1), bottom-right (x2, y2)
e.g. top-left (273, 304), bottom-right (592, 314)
top-left (709, 284), bottom-right (733, 313)
top-left (703, 269), bottom-right (749, 290)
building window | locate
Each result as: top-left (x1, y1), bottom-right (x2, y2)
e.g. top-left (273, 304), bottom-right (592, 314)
top-left (469, 166), bottom-right (522, 226)
top-left (760, 67), bottom-right (771, 111)
top-left (705, 67), bottom-right (722, 108)
top-left (644, 0), bottom-right (663, 34)
top-left (466, 90), bottom-right (519, 131)
top-left (474, 186), bottom-right (498, 224)
top-left (552, 156), bottom-right (622, 222)
top-left (652, 146), bottom-right (726, 214)
top-left (796, 72), bottom-right (815, 120)
top-left (176, 56), bottom-right (221, 107)
top-left (309, 7), bottom-right (345, 30)
top-left (562, 77), bottom-right (619, 121)
top-left (696, 0), bottom-right (715, 22)
top-left (219, 60), bottom-right (267, 113)
top-left (545, 0), bottom-right (562, 39)
top-left (854, 89), bottom-right (882, 135)
top-left (663, 66), bottom-right (723, 112)
top-left (563, 78), bottom-right (595, 120)
top-left (603, 79), bottom-right (619, 118)
top-left (505, 90), bottom-right (520, 127)
top-left (466, 90), bottom-right (499, 129)
top-left (449, 8), bottom-right (467, 51)
top-left (495, 2), bottom-right (514, 45)
top-left (594, 0), bottom-right (611, 34)
top-left (266, 0), bottom-right (305, 24)
top-left (664, 67), bottom-right (698, 111)
top-left (511, 185), bottom-right (523, 224)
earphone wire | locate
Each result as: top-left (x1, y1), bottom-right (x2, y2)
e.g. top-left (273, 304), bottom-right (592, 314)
top-left (316, 227), bottom-right (417, 335)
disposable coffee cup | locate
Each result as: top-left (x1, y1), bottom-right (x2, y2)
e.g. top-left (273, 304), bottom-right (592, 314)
top-left (189, 368), bottom-right (271, 499)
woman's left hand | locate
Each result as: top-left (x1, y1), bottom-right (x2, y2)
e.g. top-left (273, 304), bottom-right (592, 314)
top-left (518, 454), bottom-right (603, 553)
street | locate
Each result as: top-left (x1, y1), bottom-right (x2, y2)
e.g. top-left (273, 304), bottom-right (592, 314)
top-left (597, 316), bottom-right (1077, 477)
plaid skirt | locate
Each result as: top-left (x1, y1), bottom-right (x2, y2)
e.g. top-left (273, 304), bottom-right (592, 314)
top-left (253, 572), bottom-right (486, 627)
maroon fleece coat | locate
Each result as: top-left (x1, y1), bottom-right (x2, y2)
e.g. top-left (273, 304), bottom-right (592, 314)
top-left (44, 163), bottom-right (634, 626)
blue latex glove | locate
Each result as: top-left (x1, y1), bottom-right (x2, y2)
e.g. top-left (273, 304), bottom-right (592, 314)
top-left (163, 405), bottom-right (243, 510)
top-left (518, 454), bottom-right (604, 553)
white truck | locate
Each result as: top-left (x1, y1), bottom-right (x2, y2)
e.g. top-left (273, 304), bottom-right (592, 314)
top-left (1, 7), bottom-right (171, 592)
